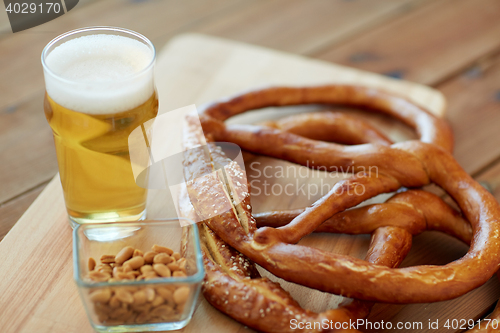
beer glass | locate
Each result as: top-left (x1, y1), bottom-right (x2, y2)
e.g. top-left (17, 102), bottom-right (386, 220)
top-left (42, 27), bottom-right (158, 226)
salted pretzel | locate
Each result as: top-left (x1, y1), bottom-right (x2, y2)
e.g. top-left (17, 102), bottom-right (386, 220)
top-left (181, 110), bottom-right (414, 332)
top-left (180, 85), bottom-right (500, 330)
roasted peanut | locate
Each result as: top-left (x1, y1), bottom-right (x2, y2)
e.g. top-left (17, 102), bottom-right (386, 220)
top-left (115, 289), bottom-right (134, 304)
top-left (152, 244), bottom-right (174, 255)
top-left (123, 256), bottom-right (144, 270)
top-left (133, 290), bottom-right (147, 305)
top-left (88, 257), bottom-right (96, 271)
top-left (112, 266), bottom-right (122, 277)
top-left (143, 251), bottom-right (157, 264)
top-left (109, 307), bottom-right (129, 319)
top-left (173, 286), bottom-right (190, 305)
top-left (156, 287), bottom-right (174, 306)
top-left (173, 271), bottom-right (186, 277)
top-left (144, 288), bottom-right (156, 302)
top-left (87, 244), bottom-right (190, 325)
top-left (89, 288), bottom-right (112, 303)
top-left (115, 246), bottom-right (134, 265)
top-left (150, 304), bottom-right (174, 318)
top-left (88, 271), bottom-right (111, 282)
top-left (167, 262), bottom-right (179, 272)
top-left (153, 264), bottom-right (171, 278)
top-left (151, 295), bottom-right (164, 307)
top-left (115, 272), bottom-right (133, 281)
top-left (132, 302), bottom-right (152, 313)
top-left (135, 312), bottom-right (150, 324)
top-left (140, 265), bottom-right (153, 274)
top-left (97, 264), bottom-right (113, 274)
top-left (109, 295), bottom-right (121, 309)
top-left (100, 254), bottom-right (115, 264)
top-left (153, 253), bottom-right (173, 265)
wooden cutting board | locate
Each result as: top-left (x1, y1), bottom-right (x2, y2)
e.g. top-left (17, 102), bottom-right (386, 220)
top-left (1, 34), bottom-right (498, 333)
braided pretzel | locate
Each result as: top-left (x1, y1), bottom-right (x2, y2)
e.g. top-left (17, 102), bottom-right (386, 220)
top-left (180, 85), bottom-right (500, 331)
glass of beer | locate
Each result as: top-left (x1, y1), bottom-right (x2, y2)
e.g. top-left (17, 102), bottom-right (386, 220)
top-left (42, 27), bottom-right (158, 226)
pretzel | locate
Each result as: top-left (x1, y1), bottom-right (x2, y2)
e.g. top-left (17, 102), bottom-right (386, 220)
top-left (260, 111), bottom-right (392, 146)
top-left (180, 85), bottom-right (500, 330)
top-left (180, 141), bottom-right (410, 332)
top-left (193, 85), bottom-right (500, 303)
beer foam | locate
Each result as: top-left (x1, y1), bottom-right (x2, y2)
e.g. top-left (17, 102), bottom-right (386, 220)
top-left (44, 34), bottom-right (154, 114)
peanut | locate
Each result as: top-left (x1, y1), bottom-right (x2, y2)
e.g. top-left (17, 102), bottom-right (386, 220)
top-left (143, 251), bottom-right (157, 264)
top-left (173, 271), bottom-right (186, 277)
top-left (167, 262), bottom-right (179, 272)
top-left (152, 244), bottom-right (174, 255)
top-left (115, 289), bottom-right (134, 304)
top-left (86, 244), bottom-right (191, 325)
top-left (115, 246), bottom-right (134, 265)
top-left (153, 264), bottom-right (171, 278)
top-left (153, 253), bottom-right (173, 265)
top-left (173, 286), bottom-right (190, 305)
top-left (89, 288), bottom-right (112, 303)
top-left (150, 304), bottom-right (174, 318)
top-left (133, 290), bottom-right (147, 305)
top-left (112, 266), bottom-right (122, 277)
top-left (135, 312), bottom-right (150, 324)
top-left (88, 271), bottom-right (111, 282)
top-left (88, 257), bottom-right (96, 271)
top-left (109, 296), bottom-right (121, 309)
top-left (97, 264), bottom-right (113, 274)
top-left (156, 287), bottom-right (174, 306)
top-left (151, 295), bottom-right (164, 307)
top-left (115, 272), bottom-right (133, 281)
top-left (109, 307), bottom-right (128, 319)
top-left (123, 256), bottom-right (144, 270)
top-left (144, 288), bottom-right (156, 302)
top-left (140, 265), bottom-right (153, 274)
top-left (132, 302), bottom-right (152, 313)
top-left (100, 254), bottom-right (115, 264)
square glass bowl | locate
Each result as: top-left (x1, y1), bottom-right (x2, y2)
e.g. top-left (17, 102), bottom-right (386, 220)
top-left (73, 219), bottom-right (204, 332)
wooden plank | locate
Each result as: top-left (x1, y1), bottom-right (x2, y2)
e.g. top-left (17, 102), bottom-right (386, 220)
top-left (476, 158), bottom-right (500, 203)
top-left (0, 0), bottom-right (240, 111)
top-left (438, 55), bottom-right (500, 174)
top-left (177, 0), bottom-right (430, 56)
top-left (0, 0), bottom-right (430, 112)
top-left (1, 34), bottom-right (495, 333)
top-left (0, 184), bottom-right (45, 241)
top-left (0, 91), bottom-right (58, 204)
top-left (316, 0), bottom-right (500, 86)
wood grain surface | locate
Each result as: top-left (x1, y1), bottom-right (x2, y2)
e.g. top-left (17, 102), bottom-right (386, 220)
top-left (2, 0), bottom-right (500, 332)
top-left (1, 34), bottom-right (499, 333)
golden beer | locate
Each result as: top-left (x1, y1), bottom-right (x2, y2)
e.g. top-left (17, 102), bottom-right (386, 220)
top-left (42, 27), bottom-right (157, 225)
top-left (44, 93), bottom-right (158, 223)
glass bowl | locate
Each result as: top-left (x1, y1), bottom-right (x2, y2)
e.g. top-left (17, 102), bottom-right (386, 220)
top-left (73, 219), bottom-right (204, 332)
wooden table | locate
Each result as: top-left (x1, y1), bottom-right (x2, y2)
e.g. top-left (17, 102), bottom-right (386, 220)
top-left (1, 0), bottom-right (500, 332)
